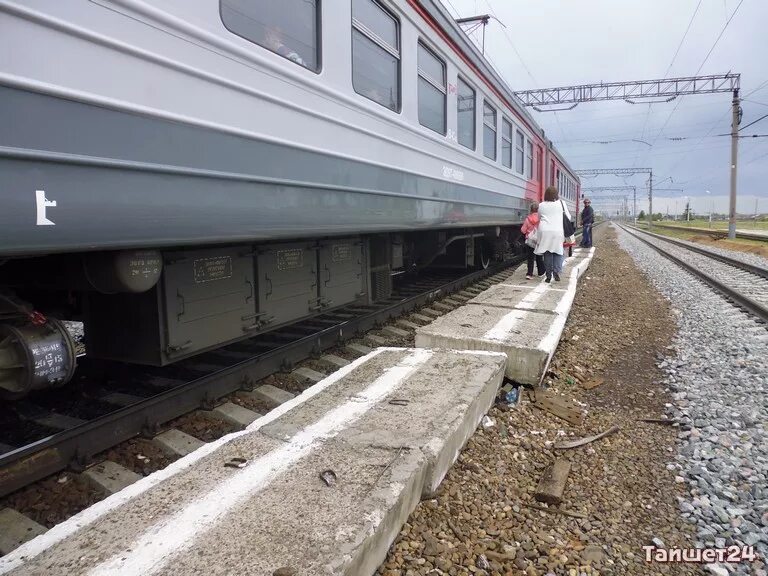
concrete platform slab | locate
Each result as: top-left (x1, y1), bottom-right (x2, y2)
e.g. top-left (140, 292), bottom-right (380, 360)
top-left (468, 282), bottom-right (571, 315)
top-left (416, 248), bottom-right (595, 385)
top-left (83, 460), bottom-right (142, 495)
top-left (1, 348), bottom-right (505, 576)
top-left (505, 247), bottom-right (595, 285)
top-left (154, 429), bottom-right (205, 457)
top-left (0, 509), bottom-right (47, 555)
top-left (415, 304), bottom-right (567, 385)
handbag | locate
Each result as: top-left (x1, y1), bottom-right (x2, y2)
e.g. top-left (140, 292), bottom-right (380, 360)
top-left (561, 200), bottom-right (576, 237)
top-left (525, 226), bottom-right (538, 248)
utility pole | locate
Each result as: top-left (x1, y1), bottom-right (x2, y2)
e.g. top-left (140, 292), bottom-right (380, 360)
top-left (648, 169), bottom-right (653, 231)
top-left (728, 88), bottom-right (741, 239)
top-left (514, 74), bottom-right (741, 234)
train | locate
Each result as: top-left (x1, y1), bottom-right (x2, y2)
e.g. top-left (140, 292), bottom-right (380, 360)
top-left (0, 0), bottom-right (581, 398)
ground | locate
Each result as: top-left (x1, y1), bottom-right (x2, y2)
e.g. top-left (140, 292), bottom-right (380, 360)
top-left (378, 225), bottom-right (699, 576)
top-left (642, 224), bottom-right (768, 259)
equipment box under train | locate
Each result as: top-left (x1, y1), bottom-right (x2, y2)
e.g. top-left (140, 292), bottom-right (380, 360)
top-left (84, 239), bottom-right (368, 366)
top-left (85, 247), bottom-right (257, 365)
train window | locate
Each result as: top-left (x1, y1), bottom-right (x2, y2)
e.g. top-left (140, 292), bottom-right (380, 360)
top-left (526, 140), bottom-right (533, 179)
top-left (417, 42), bottom-right (446, 134)
top-left (501, 118), bottom-right (512, 168)
top-left (515, 129), bottom-right (525, 175)
top-left (220, 0), bottom-right (319, 72)
top-left (352, 0), bottom-right (401, 112)
top-left (483, 101), bottom-right (497, 160)
top-left (457, 77), bottom-right (475, 150)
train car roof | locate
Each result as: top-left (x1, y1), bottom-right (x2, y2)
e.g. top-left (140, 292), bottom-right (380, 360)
top-left (416, 0), bottom-right (579, 181)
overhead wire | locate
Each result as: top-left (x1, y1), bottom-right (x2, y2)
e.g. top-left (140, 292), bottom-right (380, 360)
top-left (475, 0), bottom-right (577, 142)
top-left (648, 0), bottom-right (745, 150)
top-left (655, 0), bottom-right (749, 178)
top-left (631, 1), bottom-right (702, 170)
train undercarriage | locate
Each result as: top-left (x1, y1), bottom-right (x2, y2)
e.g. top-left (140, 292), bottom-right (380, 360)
top-left (0, 226), bottom-right (520, 399)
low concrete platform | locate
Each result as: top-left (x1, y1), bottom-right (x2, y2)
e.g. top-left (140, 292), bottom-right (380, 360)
top-left (504, 246), bottom-right (595, 285)
top-left (416, 248), bottom-right (595, 385)
top-left (1, 348), bottom-right (505, 576)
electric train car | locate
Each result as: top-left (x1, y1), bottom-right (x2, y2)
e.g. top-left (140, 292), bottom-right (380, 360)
top-left (0, 0), bottom-right (580, 398)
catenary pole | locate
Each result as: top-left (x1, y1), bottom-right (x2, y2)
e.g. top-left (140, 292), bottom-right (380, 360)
top-left (728, 89), bottom-right (740, 239)
top-left (648, 169), bottom-right (653, 231)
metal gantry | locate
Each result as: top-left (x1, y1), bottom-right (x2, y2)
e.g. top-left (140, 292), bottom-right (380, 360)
top-left (517, 74), bottom-right (742, 238)
top-left (582, 186), bottom-right (638, 222)
top-left (513, 74), bottom-right (740, 107)
top-left (577, 168), bottom-right (654, 229)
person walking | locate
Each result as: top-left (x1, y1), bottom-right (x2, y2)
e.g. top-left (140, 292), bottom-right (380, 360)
top-left (521, 202), bottom-right (545, 280)
top-left (535, 186), bottom-right (566, 283)
top-left (580, 198), bottom-right (594, 248)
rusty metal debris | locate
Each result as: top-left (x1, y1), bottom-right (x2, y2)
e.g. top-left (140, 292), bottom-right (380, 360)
top-left (319, 469), bottom-right (337, 487)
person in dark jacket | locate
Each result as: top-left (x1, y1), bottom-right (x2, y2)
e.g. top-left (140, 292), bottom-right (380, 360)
top-left (580, 198), bottom-right (594, 248)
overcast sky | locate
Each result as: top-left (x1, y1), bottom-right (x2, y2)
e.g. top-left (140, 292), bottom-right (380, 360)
top-left (444, 0), bottom-right (768, 215)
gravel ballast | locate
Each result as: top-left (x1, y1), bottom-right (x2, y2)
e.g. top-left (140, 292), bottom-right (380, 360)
top-left (616, 223), bottom-right (768, 576)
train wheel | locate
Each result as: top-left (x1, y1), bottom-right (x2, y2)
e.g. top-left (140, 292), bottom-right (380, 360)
top-left (475, 238), bottom-right (491, 270)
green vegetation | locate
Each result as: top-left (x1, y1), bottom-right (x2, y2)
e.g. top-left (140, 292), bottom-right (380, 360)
top-left (660, 219), bottom-right (768, 231)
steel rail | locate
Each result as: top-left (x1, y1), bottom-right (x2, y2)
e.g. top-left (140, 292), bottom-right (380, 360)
top-left (648, 223), bottom-right (768, 243)
top-left (619, 225), bottom-right (768, 323)
top-left (0, 260), bottom-right (518, 497)
top-left (626, 225), bottom-right (768, 280)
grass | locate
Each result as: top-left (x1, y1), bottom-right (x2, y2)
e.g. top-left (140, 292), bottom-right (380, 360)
top-left (640, 224), bottom-right (768, 259)
top-left (652, 219), bottom-right (768, 231)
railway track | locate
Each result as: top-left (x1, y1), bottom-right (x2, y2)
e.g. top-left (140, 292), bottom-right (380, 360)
top-left (620, 224), bottom-right (768, 323)
top-left (646, 222), bottom-right (768, 243)
top-left (0, 260), bottom-right (521, 502)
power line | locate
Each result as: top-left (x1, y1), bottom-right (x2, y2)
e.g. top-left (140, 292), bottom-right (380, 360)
top-left (479, 0), bottom-right (537, 86)
top-left (632, 0), bottom-right (703, 169)
top-left (664, 0), bottom-right (703, 78)
top-left (648, 0), bottom-right (745, 148)
top-left (694, 0), bottom-right (745, 75)
top-left (441, 0), bottom-right (462, 18)
top-left (738, 112), bottom-right (768, 132)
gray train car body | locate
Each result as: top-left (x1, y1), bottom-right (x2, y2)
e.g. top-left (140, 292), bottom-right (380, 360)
top-left (0, 0), bottom-right (580, 396)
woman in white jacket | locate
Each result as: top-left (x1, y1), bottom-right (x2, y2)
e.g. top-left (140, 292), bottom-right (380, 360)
top-left (534, 186), bottom-right (566, 283)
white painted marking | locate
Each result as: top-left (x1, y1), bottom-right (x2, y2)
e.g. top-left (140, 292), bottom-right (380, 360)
top-left (0, 348), bottom-right (391, 574)
top-left (35, 190), bottom-right (56, 225)
top-left (482, 309), bottom-right (528, 342)
top-left (537, 312), bottom-right (568, 353)
top-left (87, 348), bottom-right (433, 576)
